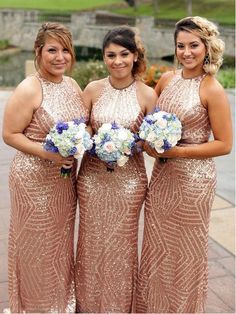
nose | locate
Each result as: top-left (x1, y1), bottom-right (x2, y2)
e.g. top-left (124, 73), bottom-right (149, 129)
top-left (114, 56), bottom-right (122, 64)
top-left (56, 50), bottom-right (64, 60)
top-left (183, 47), bottom-right (191, 56)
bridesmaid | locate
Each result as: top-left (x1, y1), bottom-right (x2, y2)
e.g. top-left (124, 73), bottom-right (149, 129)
top-left (2, 22), bottom-right (87, 312)
top-left (136, 16), bottom-right (233, 313)
top-left (74, 26), bottom-right (157, 312)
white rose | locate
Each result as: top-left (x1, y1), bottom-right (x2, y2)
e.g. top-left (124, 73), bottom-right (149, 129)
top-left (117, 129), bottom-right (128, 141)
top-left (104, 141), bottom-right (116, 153)
top-left (167, 135), bottom-right (177, 146)
top-left (123, 147), bottom-right (131, 155)
top-left (146, 131), bottom-right (156, 143)
top-left (94, 135), bottom-right (101, 144)
top-left (100, 123), bottom-right (112, 132)
top-left (117, 155), bottom-right (129, 167)
top-left (154, 138), bottom-right (164, 152)
top-left (156, 117), bottom-right (167, 129)
top-left (139, 130), bottom-right (146, 140)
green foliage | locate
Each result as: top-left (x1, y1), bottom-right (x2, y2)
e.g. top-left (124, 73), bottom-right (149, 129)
top-left (217, 68), bottom-right (235, 88)
top-left (0, 39), bottom-right (9, 50)
top-left (72, 60), bottom-right (108, 90)
top-left (112, 0), bottom-right (235, 26)
top-left (72, 60), bottom-right (235, 90)
top-left (0, 0), bottom-right (120, 11)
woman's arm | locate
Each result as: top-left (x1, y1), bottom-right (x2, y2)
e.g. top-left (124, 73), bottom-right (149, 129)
top-left (146, 76), bottom-right (233, 159)
top-left (2, 77), bottom-right (74, 166)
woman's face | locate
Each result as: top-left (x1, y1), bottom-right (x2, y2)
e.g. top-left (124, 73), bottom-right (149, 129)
top-left (103, 43), bottom-right (137, 80)
top-left (176, 30), bottom-right (207, 75)
top-left (38, 36), bottom-right (72, 81)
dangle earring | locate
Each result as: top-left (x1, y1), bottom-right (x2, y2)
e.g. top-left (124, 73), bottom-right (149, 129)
top-left (204, 54), bottom-right (210, 65)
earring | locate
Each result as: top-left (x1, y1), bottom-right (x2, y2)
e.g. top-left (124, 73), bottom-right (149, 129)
top-left (204, 54), bottom-right (210, 65)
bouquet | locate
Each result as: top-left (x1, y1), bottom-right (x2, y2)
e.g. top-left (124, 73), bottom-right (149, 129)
top-left (139, 108), bottom-right (182, 161)
top-left (93, 121), bottom-right (136, 171)
top-left (44, 118), bottom-right (93, 177)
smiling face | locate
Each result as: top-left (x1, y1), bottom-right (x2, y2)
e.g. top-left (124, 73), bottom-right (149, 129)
top-left (37, 36), bottom-right (72, 82)
top-left (103, 43), bottom-right (137, 82)
top-left (176, 30), bottom-right (207, 77)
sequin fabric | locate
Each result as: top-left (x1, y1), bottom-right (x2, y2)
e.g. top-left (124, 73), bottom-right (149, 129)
top-left (136, 71), bottom-right (217, 313)
top-left (75, 77), bottom-right (148, 312)
top-left (8, 73), bottom-right (88, 313)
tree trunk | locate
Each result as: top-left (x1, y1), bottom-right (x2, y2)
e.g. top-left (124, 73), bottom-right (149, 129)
top-left (186, 0), bottom-right (192, 15)
top-left (153, 0), bottom-right (159, 14)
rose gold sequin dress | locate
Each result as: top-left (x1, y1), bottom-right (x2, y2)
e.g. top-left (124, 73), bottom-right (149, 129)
top-left (8, 74), bottom-right (87, 313)
top-left (75, 77), bottom-right (148, 313)
top-left (136, 71), bottom-right (217, 313)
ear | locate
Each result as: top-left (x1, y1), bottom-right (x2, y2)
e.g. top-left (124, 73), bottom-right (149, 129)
top-left (134, 52), bottom-right (138, 62)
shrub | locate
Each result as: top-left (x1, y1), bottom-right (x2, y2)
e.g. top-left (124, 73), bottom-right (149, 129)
top-left (72, 60), bottom-right (108, 89)
top-left (217, 68), bottom-right (235, 89)
top-left (0, 39), bottom-right (9, 50)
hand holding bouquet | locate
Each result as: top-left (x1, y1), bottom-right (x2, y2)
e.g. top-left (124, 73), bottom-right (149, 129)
top-left (139, 108), bottom-right (182, 159)
top-left (93, 122), bottom-right (136, 171)
top-left (44, 118), bottom-right (93, 177)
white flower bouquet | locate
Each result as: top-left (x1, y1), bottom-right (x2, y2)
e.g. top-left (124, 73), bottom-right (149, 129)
top-left (44, 118), bottom-right (93, 177)
top-left (139, 108), bottom-right (182, 156)
top-left (93, 121), bottom-right (136, 171)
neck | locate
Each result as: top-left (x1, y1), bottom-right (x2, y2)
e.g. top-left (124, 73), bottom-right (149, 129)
top-left (108, 76), bottom-right (135, 90)
top-left (38, 71), bottom-right (63, 83)
top-left (182, 68), bottom-right (205, 79)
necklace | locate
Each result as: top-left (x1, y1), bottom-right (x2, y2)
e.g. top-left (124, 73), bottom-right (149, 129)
top-left (108, 76), bottom-right (135, 90)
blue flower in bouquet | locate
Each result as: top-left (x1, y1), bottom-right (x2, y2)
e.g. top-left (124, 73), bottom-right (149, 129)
top-left (139, 108), bottom-right (182, 153)
top-left (93, 122), bottom-right (136, 170)
top-left (44, 118), bottom-right (93, 177)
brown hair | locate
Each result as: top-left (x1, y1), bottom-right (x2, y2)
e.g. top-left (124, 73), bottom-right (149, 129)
top-left (174, 16), bottom-right (225, 75)
top-left (102, 25), bottom-right (147, 78)
top-left (34, 22), bottom-right (76, 73)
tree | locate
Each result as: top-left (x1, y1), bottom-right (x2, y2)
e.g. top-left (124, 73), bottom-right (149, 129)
top-left (153, 0), bottom-right (159, 14)
top-left (186, 0), bottom-right (192, 15)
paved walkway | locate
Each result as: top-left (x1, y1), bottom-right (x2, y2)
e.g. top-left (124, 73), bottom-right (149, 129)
top-left (0, 89), bottom-right (235, 313)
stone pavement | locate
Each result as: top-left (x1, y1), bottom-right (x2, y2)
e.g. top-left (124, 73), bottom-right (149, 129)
top-left (0, 89), bottom-right (235, 313)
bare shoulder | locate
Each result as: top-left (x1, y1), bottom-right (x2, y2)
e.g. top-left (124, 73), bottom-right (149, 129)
top-left (83, 78), bottom-right (106, 105)
top-left (83, 78), bottom-right (106, 98)
top-left (155, 70), bottom-right (175, 95)
top-left (15, 75), bottom-right (41, 97)
top-left (136, 80), bottom-right (157, 98)
top-left (8, 76), bottom-right (41, 107)
top-left (201, 74), bottom-right (224, 93)
top-left (200, 74), bottom-right (226, 104)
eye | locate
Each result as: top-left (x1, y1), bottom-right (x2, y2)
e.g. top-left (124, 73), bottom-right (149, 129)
top-left (121, 52), bottom-right (129, 57)
top-left (63, 48), bottom-right (69, 53)
top-left (106, 53), bottom-right (115, 59)
top-left (177, 44), bottom-right (184, 49)
top-left (48, 48), bottom-right (56, 53)
top-left (191, 43), bottom-right (199, 48)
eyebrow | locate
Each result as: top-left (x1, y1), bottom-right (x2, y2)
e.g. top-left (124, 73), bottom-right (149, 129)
top-left (177, 41), bottom-right (200, 44)
top-left (105, 48), bottom-right (129, 53)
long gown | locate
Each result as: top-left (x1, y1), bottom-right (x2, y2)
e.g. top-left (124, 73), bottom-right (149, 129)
top-left (136, 71), bottom-right (217, 313)
top-left (75, 77), bottom-right (148, 313)
top-left (8, 74), bottom-right (87, 313)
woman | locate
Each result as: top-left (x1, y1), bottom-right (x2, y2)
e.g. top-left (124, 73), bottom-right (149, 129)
top-left (2, 22), bottom-right (87, 313)
top-left (74, 26), bottom-right (157, 312)
top-left (136, 16), bottom-right (232, 313)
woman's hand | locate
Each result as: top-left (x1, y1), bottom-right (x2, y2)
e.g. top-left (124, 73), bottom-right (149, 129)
top-left (143, 141), bottom-right (183, 159)
top-left (43, 151), bottom-right (74, 168)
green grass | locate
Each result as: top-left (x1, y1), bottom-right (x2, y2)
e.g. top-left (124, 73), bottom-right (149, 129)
top-left (0, 0), bottom-right (234, 25)
top-left (0, 0), bottom-right (121, 11)
top-left (112, 0), bottom-right (235, 26)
